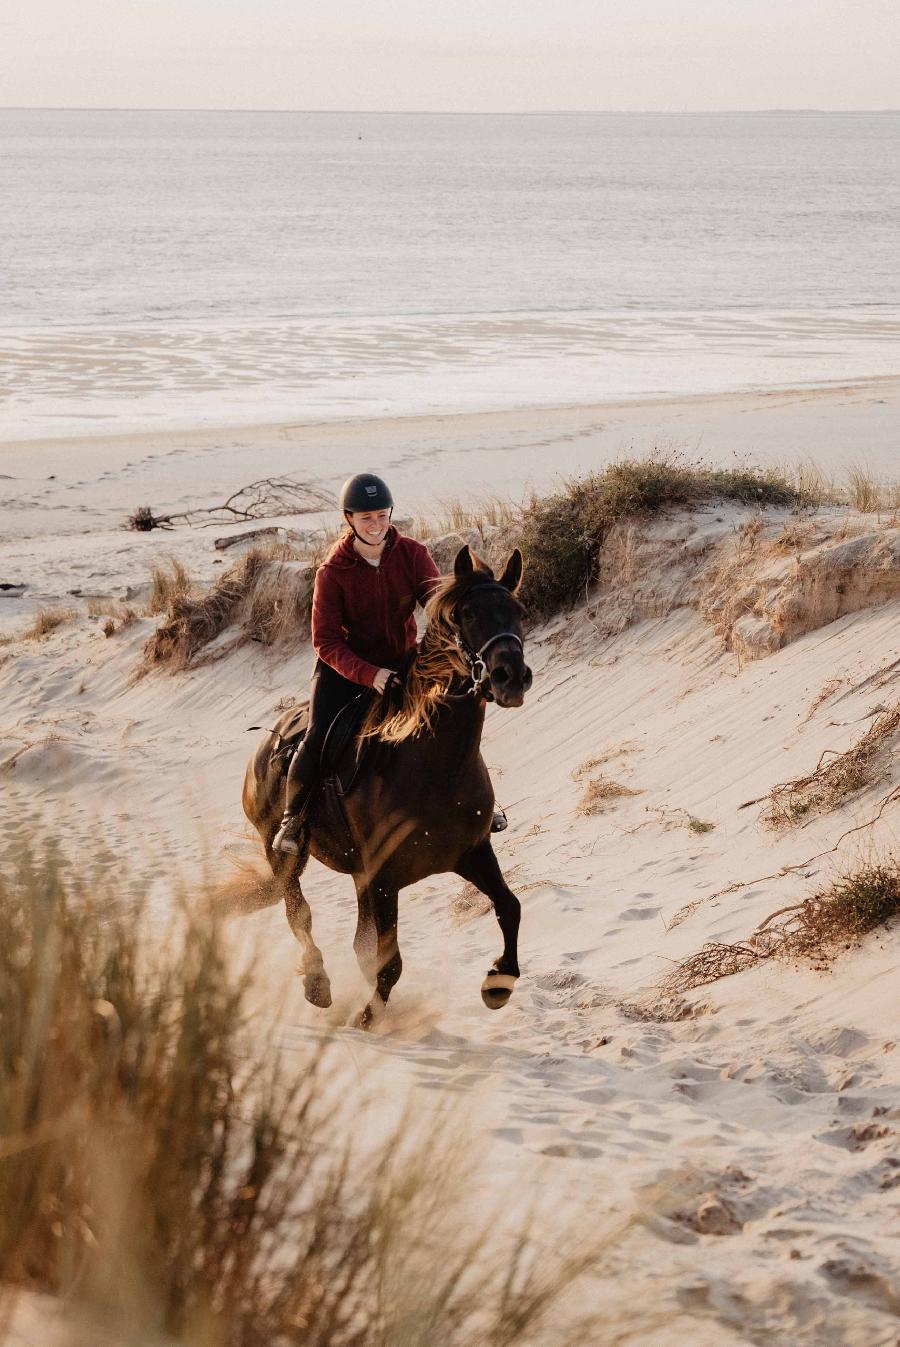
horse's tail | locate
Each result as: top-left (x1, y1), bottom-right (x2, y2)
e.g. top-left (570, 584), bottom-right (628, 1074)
top-left (205, 856), bottom-right (283, 919)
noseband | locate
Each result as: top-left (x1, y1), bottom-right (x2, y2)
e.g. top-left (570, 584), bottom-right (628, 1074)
top-left (450, 583), bottom-right (525, 697)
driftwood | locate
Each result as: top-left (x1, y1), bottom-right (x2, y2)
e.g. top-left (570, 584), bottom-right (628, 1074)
top-left (214, 526), bottom-right (282, 551)
top-left (128, 478), bottom-right (334, 532)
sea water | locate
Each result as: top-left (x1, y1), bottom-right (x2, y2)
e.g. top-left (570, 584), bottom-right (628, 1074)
top-left (2, 110), bottom-right (899, 437)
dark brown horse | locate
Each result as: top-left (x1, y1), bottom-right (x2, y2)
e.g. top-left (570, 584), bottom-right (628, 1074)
top-left (242, 544), bottom-right (532, 1028)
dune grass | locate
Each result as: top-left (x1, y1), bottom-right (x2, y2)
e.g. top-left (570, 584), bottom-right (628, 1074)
top-left (146, 559), bottom-right (195, 616)
top-left (413, 496), bottom-right (519, 542)
top-left (22, 608), bottom-right (77, 641)
top-left (762, 702), bottom-right (900, 828)
top-left (661, 859), bottom-right (900, 995)
top-left (514, 454), bottom-right (807, 617)
top-left (0, 837), bottom-right (620, 1347)
top-left (577, 776), bottom-right (640, 815)
top-left (139, 546), bottom-right (317, 674)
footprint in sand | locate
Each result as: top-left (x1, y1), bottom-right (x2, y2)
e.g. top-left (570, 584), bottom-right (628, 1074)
top-left (540, 1141), bottom-right (603, 1159)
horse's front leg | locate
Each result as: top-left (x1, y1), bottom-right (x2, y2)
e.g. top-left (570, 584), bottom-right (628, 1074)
top-left (350, 875), bottom-right (401, 1029)
top-left (455, 841), bottom-right (520, 1009)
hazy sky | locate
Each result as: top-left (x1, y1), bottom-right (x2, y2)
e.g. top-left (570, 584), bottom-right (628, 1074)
top-left (3, 0), bottom-right (898, 112)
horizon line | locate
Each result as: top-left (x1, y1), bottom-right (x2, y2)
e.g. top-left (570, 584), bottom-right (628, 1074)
top-left (3, 105), bottom-right (900, 116)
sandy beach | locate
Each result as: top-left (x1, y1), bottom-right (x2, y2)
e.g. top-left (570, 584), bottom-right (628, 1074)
top-left (3, 363), bottom-right (900, 1342)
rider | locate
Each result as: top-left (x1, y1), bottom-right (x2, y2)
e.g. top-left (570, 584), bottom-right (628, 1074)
top-left (273, 472), bottom-right (440, 855)
top-left (274, 472), bottom-right (509, 855)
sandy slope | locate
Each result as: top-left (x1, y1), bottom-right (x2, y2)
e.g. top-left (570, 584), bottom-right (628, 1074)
top-left (2, 490), bottom-right (899, 1344)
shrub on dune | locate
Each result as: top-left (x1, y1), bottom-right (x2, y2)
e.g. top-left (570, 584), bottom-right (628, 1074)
top-left (515, 453), bottom-right (806, 617)
top-left (661, 859), bottom-right (900, 995)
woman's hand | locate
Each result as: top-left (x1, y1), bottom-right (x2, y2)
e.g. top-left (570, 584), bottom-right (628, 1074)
top-left (373, 668), bottom-right (397, 694)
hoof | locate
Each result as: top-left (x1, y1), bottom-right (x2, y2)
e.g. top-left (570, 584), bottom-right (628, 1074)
top-left (303, 971), bottom-right (332, 1009)
top-left (348, 995), bottom-right (385, 1031)
top-left (481, 969), bottom-right (517, 1010)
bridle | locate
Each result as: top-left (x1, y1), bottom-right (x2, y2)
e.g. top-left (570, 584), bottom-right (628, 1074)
top-left (449, 582), bottom-right (525, 697)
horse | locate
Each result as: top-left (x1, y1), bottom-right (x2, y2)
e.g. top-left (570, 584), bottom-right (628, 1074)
top-left (241, 543), bottom-right (533, 1029)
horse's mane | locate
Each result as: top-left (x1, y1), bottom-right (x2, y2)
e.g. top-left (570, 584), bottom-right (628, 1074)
top-left (360, 570), bottom-right (481, 745)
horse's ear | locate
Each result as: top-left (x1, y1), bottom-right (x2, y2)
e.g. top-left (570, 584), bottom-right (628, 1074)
top-left (498, 548), bottom-right (523, 594)
top-left (454, 544), bottom-right (474, 576)
top-left (454, 544), bottom-right (492, 577)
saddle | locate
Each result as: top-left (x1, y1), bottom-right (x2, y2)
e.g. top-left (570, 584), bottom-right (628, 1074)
top-left (263, 695), bottom-right (371, 865)
top-left (267, 694), bottom-right (370, 794)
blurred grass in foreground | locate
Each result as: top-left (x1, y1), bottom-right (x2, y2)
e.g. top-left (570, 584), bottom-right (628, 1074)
top-left (0, 839), bottom-right (624, 1347)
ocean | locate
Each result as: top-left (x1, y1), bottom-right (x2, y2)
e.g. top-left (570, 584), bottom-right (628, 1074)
top-left (2, 109), bottom-right (899, 437)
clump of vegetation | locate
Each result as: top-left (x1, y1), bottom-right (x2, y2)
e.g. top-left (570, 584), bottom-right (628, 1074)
top-left (661, 940), bottom-right (761, 994)
top-left (416, 496), bottom-right (519, 540)
top-left (128, 504), bottom-right (159, 531)
top-left (762, 703), bottom-right (900, 828)
top-left (793, 863), bottom-right (900, 943)
top-left (649, 807), bottom-right (715, 834)
top-left (846, 465), bottom-right (881, 514)
top-left (23, 607), bottom-right (76, 640)
top-left (0, 837), bottom-right (615, 1347)
top-left (139, 546), bottom-right (316, 674)
top-left (577, 775), bottom-right (639, 815)
top-left (85, 597), bottom-right (139, 637)
top-left (661, 860), bottom-right (900, 995)
top-left (101, 607), bottom-right (138, 638)
top-left (515, 453), bottom-right (806, 617)
top-left (146, 558), bottom-right (195, 616)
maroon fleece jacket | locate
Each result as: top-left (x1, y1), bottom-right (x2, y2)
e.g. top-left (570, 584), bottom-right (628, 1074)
top-left (311, 527), bottom-right (440, 687)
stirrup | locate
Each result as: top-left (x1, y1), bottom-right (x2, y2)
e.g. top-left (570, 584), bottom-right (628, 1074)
top-left (273, 813), bottom-right (307, 856)
top-left (491, 806), bottom-right (508, 834)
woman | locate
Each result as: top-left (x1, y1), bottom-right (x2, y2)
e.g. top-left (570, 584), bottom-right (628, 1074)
top-left (273, 472), bottom-right (440, 854)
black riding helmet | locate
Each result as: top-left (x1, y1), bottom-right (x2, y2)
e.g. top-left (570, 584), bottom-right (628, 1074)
top-left (339, 474), bottom-right (394, 513)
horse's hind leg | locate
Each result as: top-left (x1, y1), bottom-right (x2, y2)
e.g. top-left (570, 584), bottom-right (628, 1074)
top-left (454, 842), bottom-right (520, 1010)
top-left (267, 844), bottom-right (332, 1009)
top-left (350, 876), bottom-right (400, 1030)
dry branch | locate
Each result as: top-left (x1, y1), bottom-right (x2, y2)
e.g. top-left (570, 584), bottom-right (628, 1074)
top-left (761, 702), bottom-right (900, 829)
top-left (661, 860), bottom-right (900, 995)
top-left (128, 477), bottom-right (334, 531)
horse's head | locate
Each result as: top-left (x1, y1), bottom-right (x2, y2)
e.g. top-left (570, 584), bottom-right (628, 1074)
top-left (451, 545), bottom-right (533, 708)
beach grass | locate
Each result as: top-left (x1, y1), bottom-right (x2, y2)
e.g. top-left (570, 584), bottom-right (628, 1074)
top-left (22, 608), bottom-right (77, 641)
top-left (139, 546), bottom-right (316, 674)
top-left (137, 451), bottom-right (898, 673)
top-left (146, 559), bottom-right (195, 616)
top-left (514, 453), bottom-right (808, 617)
top-left (0, 836), bottom-right (619, 1347)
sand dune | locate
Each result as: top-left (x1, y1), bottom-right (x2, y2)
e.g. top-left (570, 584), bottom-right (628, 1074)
top-left (2, 469), bottom-right (899, 1343)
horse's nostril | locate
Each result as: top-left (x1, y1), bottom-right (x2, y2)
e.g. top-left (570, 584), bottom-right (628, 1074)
top-left (523, 667), bottom-right (533, 690)
top-left (492, 666), bottom-right (510, 685)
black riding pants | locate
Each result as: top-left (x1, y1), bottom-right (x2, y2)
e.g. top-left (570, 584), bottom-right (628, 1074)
top-left (285, 659), bottom-right (365, 808)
